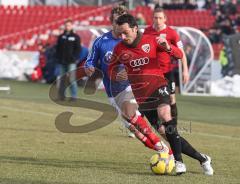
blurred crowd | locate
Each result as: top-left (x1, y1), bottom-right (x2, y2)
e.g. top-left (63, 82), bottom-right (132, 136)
top-left (27, 37), bottom-right (89, 84)
top-left (207, 0), bottom-right (239, 43)
top-left (144, 0), bottom-right (198, 9)
top-left (142, 0), bottom-right (240, 44)
top-left (28, 0), bottom-right (239, 83)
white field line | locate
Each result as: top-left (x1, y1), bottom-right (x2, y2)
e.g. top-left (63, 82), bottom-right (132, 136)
top-left (0, 106), bottom-right (55, 117)
top-left (190, 132), bottom-right (240, 141)
top-left (1, 105), bottom-right (240, 141)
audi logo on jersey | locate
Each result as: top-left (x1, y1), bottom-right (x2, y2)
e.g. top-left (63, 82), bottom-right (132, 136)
top-left (130, 57), bottom-right (149, 68)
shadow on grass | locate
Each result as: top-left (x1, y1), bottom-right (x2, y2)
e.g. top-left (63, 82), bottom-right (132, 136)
top-left (126, 171), bottom-right (178, 177)
top-left (186, 171), bottom-right (202, 175)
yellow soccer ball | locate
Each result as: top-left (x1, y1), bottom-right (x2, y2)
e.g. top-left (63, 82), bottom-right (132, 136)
top-left (150, 152), bottom-right (175, 175)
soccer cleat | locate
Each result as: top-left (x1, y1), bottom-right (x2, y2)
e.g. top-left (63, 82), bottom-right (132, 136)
top-left (127, 131), bottom-right (136, 138)
top-left (119, 125), bottom-right (135, 138)
top-left (175, 161), bottom-right (186, 175)
top-left (200, 154), bottom-right (214, 176)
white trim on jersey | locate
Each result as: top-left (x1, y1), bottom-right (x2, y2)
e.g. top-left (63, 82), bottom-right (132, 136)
top-left (177, 40), bottom-right (183, 49)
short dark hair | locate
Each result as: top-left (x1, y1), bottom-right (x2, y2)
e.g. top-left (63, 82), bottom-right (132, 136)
top-left (116, 14), bottom-right (138, 28)
top-left (110, 5), bottom-right (128, 23)
top-left (153, 7), bottom-right (166, 17)
top-left (65, 18), bottom-right (73, 24)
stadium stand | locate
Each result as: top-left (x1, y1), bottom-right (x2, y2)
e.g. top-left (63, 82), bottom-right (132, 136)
top-left (0, 5), bottom-right (112, 50)
top-left (0, 4), bottom-right (238, 59)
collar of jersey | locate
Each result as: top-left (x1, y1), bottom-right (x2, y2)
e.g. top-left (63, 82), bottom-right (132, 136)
top-left (64, 30), bottom-right (74, 35)
top-left (123, 31), bottom-right (142, 48)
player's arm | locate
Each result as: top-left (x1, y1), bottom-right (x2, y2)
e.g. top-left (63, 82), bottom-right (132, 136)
top-left (115, 69), bottom-right (128, 81)
top-left (180, 48), bottom-right (190, 84)
top-left (173, 31), bottom-right (190, 84)
top-left (84, 37), bottom-right (101, 76)
top-left (156, 36), bottom-right (183, 59)
top-left (107, 47), bottom-right (120, 81)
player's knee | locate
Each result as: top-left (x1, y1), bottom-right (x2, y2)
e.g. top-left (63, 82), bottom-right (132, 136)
top-left (158, 104), bottom-right (171, 122)
top-left (170, 94), bottom-right (176, 104)
top-left (121, 102), bottom-right (136, 119)
top-left (158, 125), bottom-right (165, 136)
top-left (122, 110), bottom-right (133, 119)
top-left (170, 103), bottom-right (178, 118)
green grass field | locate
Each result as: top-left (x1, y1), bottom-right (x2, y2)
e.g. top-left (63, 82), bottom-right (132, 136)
top-left (0, 80), bottom-right (240, 184)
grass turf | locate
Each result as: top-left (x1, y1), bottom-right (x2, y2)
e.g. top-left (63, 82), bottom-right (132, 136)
top-left (0, 80), bottom-right (240, 184)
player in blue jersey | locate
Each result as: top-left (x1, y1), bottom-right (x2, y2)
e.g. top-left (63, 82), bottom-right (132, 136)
top-left (84, 6), bottom-right (134, 138)
top-left (84, 6), bottom-right (170, 153)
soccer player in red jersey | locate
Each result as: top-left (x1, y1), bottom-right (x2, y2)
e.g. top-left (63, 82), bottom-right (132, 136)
top-left (84, 6), bottom-right (171, 154)
top-left (144, 8), bottom-right (189, 121)
top-left (142, 8), bottom-right (214, 175)
top-left (108, 14), bottom-right (213, 175)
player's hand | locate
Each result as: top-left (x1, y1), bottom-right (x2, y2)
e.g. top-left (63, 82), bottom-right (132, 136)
top-left (116, 69), bottom-right (128, 81)
top-left (182, 70), bottom-right (190, 84)
top-left (84, 66), bottom-right (95, 76)
top-left (156, 36), bottom-right (171, 51)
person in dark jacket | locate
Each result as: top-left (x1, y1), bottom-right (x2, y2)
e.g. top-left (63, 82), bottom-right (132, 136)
top-left (56, 19), bottom-right (81, 101)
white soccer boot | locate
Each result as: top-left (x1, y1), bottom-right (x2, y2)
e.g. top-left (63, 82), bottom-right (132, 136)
top-left (200, 154), bottom-right (214, 176)
top-left (175, 161), bottom-right (187, 175)
top-left (118, 125), bottom-right (135, 138)
top-left (127, 131), bottom-right (136, 138)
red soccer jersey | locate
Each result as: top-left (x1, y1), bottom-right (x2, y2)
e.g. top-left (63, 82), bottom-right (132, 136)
top-left (108, 33), bottom-right (183, 104)
top-left (144, 25), bottom-right (183, 73)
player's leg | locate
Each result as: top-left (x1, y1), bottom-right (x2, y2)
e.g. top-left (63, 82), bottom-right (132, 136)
top-left (140, 109), bottom-right (174, 156)
top-left (170, 94), bottom-right (177, 118)
top-left (68, 63), bottom-right (78, 100)
top-left (164, 71), bottom-right (178, 119)
top-left (147, 85), bottom-right (185, 174)
top-left (159, 106), bottom-right (187, 174)
top-left (113, 97), bottom-right (157, 149)
top-left (58, 64), bottom-right (67, 101)
top-left (127, 122), bottom-right (155, 150)
top-left (140, 109), bottom-right (161, 131)
top-left (141, 109), bottom-right (205, 160)
top-left (159, 124), bottom-right (206, 162)
top-left (142, 109), bottom-right (213, 175)
top-left (157, 104), bottom-right (182, 158)
top-left (157, 74), bottom-right (213, 175)
top-left (156, 73), bottom-right (208, 164)
top-left (115, 87), bottom-right (168, 152)
top-left (108, 97), bottom-right (135, 138)
top-left (122, 101), bottom-right (168, 152)
top-left (166, 124), bottom-right (213, 175)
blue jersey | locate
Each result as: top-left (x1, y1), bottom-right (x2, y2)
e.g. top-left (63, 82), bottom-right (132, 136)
top-left (85, 31), bottom-right (129, 97)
